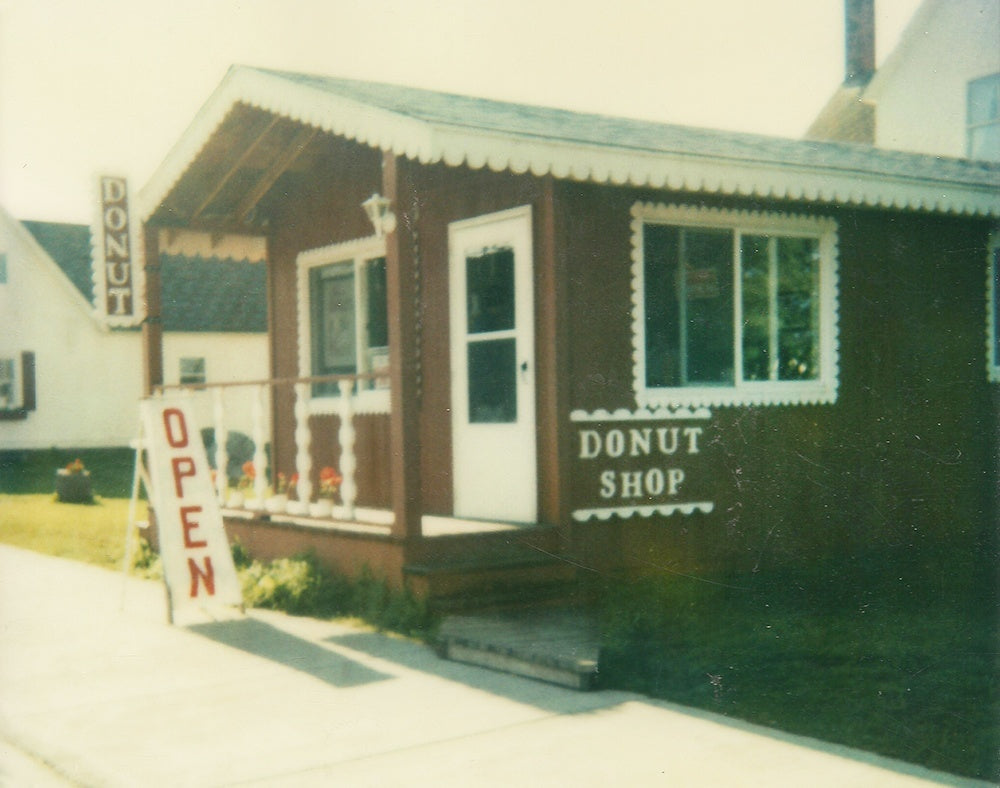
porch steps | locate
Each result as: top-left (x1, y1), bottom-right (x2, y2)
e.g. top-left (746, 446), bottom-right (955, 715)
top-left (435, 607), bottom-right (600, 690)
top-left (403, 525), bottom-right (580, 613)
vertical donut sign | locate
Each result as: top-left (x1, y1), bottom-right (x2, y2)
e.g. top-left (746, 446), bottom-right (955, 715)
top-left (93, 175), bottom-right (144, 327)
top-left (141, 396), bottom-right (242, 620)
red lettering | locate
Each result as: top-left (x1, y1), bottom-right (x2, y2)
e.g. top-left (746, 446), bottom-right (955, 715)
top-left (188, 556), bottom-right (215, 597)
top-left (180, 505), bottom-right (207, 548)
top-left (162, 408), bottom-right (188, 447)
top-left (171, 457), bottom-right (196, 497)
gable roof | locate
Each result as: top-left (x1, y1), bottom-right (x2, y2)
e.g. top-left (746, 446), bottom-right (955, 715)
top-left (22, 221), bottom-right (95, 304)
top-left (141, 65), bottom-right (1000, 224)
top-left (21, 220), bottom-right (266, 333)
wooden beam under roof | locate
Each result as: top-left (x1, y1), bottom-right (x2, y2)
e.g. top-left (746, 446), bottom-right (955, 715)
top-left (190, 115), bottom-right (282, 224)
top-left (235, 125), bottom-right (318, 225)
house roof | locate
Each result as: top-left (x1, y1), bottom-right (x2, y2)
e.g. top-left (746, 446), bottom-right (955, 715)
top-left (140, 64), bottom-right (1000, 226)
top-left (160, 254), bottom-right (267, 333)
top-left (22, 220), bottom-right (266, 333)
top-left (22, 221), bottom-right (95, 304)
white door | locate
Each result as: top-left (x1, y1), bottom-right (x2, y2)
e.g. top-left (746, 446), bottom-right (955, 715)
top-left (449, 206), bottom-right (537, 523)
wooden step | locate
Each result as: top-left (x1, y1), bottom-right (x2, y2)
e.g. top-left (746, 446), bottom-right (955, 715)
top-left (435, 607), bottom-right (600, 690)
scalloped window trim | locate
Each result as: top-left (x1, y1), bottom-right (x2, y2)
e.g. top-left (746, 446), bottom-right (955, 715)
top-left (988, 232), bottom-right (1000, 383)
top-left (296, 235), bottom-right (391, 415)
top-left (630, 202), bottom-right (840, 409)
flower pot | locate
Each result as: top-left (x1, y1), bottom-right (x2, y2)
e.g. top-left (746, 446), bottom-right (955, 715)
top-left (309, 499), bottom-right (333, 518)
top-left (55, 470), bottom-right (93, 504)
top-left (265, 494), bottom-right (288, 514)
top-left (286, 500), bottom-right (308, 516)
top-left (244, 497), bottom-right (264, 512)
top-left (226, 491), bottom-right (245, 508)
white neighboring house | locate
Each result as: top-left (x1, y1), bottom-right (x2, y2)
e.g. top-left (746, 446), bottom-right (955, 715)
top-left (0, 203), bottom-right (269, 451)
top-left (808, 0), bottom-right (1000, 161)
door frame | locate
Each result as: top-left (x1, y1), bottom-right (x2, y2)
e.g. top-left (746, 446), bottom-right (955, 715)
top-left (448, 205), bottom-right (537, 523)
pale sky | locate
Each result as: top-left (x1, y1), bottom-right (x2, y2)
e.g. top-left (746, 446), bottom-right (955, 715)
top-left (0, 0), bottom-right (923, 224)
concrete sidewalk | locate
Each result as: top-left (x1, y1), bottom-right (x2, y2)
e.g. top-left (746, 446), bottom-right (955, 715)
top-left (0, 545), bottom-right (985, 787)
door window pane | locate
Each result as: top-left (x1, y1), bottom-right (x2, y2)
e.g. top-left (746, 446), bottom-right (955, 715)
top-left (468, 338), bottom-right (516, 423)
top-left (467, 249), bottom-right (515, 334)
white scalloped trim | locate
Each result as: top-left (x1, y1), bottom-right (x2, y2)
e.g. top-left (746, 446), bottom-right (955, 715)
top-left (137, 66), bottom-right (1000, 223)
top-left (570, 407), bottom-right (712, 421)
top-left (572, 502), bottom-right (714, 522)
top-left (630, 202), bottom-right (840, 409)
top-left (988, 232), bottom-right (1000, 383)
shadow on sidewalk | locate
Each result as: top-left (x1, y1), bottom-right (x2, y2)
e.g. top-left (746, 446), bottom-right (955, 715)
top-left (325, 630), bottom-right (619, 715)
top-left (189, 617), bottom-right (392, 689)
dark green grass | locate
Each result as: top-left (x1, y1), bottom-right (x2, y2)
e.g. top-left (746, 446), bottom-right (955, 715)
top-left (0, 447), bottom-right (137, 498)
top-left (595, 550), bottom-right (1000, 782)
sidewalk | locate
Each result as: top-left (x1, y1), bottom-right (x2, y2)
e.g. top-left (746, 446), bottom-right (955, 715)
top-left (0, 545), bottom-right (985, 787)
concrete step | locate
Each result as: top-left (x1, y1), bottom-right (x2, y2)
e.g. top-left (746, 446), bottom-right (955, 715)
top-left (435, 607), bottom-right (601, 690)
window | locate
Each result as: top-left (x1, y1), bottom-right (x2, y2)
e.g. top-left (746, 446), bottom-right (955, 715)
top-left (0, 358), bottom-right (16, 408)
top-left (0, 352), bottom-right (34, 414)
top-left (179, 357), bottom-right (206, 386)
top-left (989, 233), bottom-right (1000, 383)
top-left (968, 73), bottom-right (1000, 162)
top-left (632, 203), bottom-right (839, 408)
top-left (0, 252), bottom-right (7, 283)
top-left (297, 238), bottom-right (390, 412)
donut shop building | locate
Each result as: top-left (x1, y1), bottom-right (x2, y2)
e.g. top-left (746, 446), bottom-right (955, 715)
top-left (135, 66), bottom-right (999, 606)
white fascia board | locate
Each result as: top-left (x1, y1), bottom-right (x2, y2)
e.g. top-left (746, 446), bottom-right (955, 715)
top-left (137, 67), bottom-right (435, 223)
top-left (139, 63), bottom-right (1000, 225)
top-left (431, 123), bottom-right (1000, 216)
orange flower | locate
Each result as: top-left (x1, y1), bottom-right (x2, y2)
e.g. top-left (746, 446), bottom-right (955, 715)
top-left (318, 466), bottom-right (342, 498)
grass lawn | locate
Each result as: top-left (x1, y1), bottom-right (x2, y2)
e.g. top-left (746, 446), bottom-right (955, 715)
top-left (0, 494), bottom-right (145, 570)
top-left (0, 447), bottom-right (137, 498)
top-left (597, 554), bottom-right (1000, 782)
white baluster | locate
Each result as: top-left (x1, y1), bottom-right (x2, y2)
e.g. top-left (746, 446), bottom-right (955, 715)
top-left (338, 379), bottom-right (357, 521)
top-left (251, 384), bottom-right (268, 507)
top-left (294, 382), bottom-right (313, 508)
top-left (213, 387), bottom-right (228, 504)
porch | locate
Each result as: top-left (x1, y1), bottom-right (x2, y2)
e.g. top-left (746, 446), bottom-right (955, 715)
top-left (154, 375), bottom-right (577, 610)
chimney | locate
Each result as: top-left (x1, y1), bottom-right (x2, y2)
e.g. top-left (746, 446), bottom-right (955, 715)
top-left (844, 0), bottom-right (875, 86)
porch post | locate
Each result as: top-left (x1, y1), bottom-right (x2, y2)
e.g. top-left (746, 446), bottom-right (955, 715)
top-left (141, 225), bottom-right (163, 396)
top-left (382, 151), bottom-right (423, 541)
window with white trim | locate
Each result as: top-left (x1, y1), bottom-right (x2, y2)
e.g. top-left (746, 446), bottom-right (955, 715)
top-left (0, 358), bottom-right (16, 408)
top-left (179, 357), bottom-right (206, 386)
top-left (988, 232), bottom-right (1000, 382)
top-left (632, 203), bottom-right (839, 408)
top-left (297, 237), bottom-right (390, 412)
top-left (967, 73), bottom-right (1000, 162)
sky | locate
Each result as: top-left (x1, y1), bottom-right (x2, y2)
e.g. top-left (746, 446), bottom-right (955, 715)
top-left (0, 0), bottom-right (923, 224)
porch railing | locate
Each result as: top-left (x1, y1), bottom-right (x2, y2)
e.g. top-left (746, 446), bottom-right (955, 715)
top-left (155, 372), bottom-right (387, 523)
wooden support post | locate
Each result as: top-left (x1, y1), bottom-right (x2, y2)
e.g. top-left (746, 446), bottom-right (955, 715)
top-left (383, 152), bottom-right (423, 542)
top-left (141, 226), bottom-right (163, 396)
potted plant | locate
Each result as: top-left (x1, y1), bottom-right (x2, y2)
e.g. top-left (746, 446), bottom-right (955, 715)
top-left (230, 461), bottom-right (260, 509)
top-left (55, 458), bottom-right (93, 504)
top-left (266, 472), bottom-right (297, 514)
top-left (309, 466), bottom-right (341, 517)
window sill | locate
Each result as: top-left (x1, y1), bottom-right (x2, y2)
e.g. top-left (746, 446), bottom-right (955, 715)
top-left (0, 408), bottom-right (29, 421)
top-left (636, 381), bottom-right (838, 409)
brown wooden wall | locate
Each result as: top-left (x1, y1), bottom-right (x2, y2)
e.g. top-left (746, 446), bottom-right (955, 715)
top-left (555, 180), bottom-right (997, 576)
top-left (260, 137), bottom-right (995, 580)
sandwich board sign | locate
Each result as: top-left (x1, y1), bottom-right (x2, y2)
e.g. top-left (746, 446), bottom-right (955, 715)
top-left (139, 396), bottom-right (242, 621)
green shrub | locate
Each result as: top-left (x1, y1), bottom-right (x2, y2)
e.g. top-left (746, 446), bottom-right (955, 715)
top-left (231, 545), bottom-right (434, 638)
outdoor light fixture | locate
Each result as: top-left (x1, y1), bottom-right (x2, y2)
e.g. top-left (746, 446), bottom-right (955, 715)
top-left (362, 193), bottom-right (397, 238)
